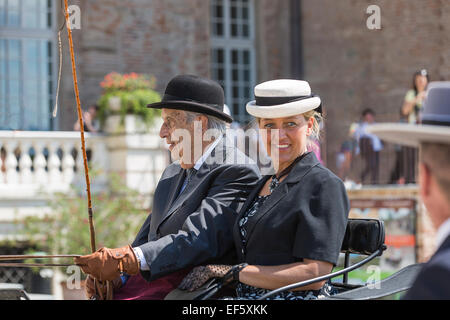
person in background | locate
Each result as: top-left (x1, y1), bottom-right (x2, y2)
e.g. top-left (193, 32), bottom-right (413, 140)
top-left (354, 108), bottom-right (383, 184)
top-left (73, 104), bottom-right (100, 162)
top-left (337, 123), bottom-right (358, 182)
top-left (401, 69), bottom-right (429, 125)
top-left (369, 81), bottom-right (450, 299)
top-left (73, 104), bottom-right (100, 133)
top-left (389, 109), bottom-right (409, 185)
top-left (395, 69), bottom-right (430, 184)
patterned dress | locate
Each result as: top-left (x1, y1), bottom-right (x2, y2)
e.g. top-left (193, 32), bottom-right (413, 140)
top-left (232, 192), bottom-right (334, 300)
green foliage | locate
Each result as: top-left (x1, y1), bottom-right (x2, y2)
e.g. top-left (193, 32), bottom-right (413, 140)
top-left (97, 72), bottom-right (162, 127)
top-left (20, 172), bottom-right (149, 273)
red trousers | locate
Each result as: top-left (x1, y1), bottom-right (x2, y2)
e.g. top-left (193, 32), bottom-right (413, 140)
top-left (113, 269), bottom-right (190, 300)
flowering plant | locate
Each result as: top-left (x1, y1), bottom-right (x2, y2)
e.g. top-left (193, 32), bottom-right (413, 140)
top-left (100, 72), bottom-right (155, 91)
top-left (97, 72), bottom-right (161, 127)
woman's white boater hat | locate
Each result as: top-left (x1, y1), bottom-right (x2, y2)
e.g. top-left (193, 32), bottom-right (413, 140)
top-left (246, 79), bottom-right (322, 118)
top-left (368, 81), bottom-right (450, 147)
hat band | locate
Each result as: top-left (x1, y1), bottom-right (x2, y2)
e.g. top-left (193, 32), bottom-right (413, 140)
top-left (422, 120), bottom-right (450, 127)
top-left (163, 93), bottom-right (222, 109)
top-left (255, 94), bottom-right (317, 106)
top-left (421, 113), bottom-right (450, 127)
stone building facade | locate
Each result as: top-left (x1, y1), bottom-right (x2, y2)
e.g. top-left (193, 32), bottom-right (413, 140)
top-left (2, 0), bottom-right (447, 265)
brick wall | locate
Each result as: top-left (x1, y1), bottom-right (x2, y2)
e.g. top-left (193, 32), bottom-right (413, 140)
top-left (254, 0), bottom-right (292, 82)
top-left (57, 0), bottom-right (295, 131)
top-left (58, 0), bottom-right (211, 130)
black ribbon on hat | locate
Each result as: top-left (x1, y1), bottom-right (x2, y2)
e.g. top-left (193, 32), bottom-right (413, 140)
top-left (255, 93), bottom-right (319, 107)
top-left (162, 93), bottom-right (222, 109)
top-left (422, 120), bottom-right (450, 127)
top-left (421, 114), bottom-right (450, 127)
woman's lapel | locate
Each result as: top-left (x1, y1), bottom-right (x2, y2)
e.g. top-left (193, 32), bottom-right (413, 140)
top-left (242, 152), bottom-right (321, 244)
top-left (236, 176), bottom-right (270, 222)
top-left (164, 168), bottom-right (186, 213)
top-left (244, 182), bottom-right (289, 243)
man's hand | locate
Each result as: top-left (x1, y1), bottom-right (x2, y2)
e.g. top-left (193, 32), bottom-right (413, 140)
top-left (74, 245), bottom-right (139, 281)
top-left (84, 275), bottom-right (122, 300)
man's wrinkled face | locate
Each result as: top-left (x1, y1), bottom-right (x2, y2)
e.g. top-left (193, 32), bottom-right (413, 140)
top-left (159, 108), bottom-right (199, 168)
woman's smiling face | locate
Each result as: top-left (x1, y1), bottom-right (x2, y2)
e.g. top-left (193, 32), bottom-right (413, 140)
top-left (259, 114), bottom-right (314, 172)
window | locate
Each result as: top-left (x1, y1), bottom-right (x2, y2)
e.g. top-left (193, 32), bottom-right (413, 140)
top-left (0, 0), bottom-right (56, 131)
top-left (211, 0), bottom-right (255, 124)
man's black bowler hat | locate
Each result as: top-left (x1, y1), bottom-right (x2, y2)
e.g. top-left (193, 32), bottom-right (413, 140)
top-left (147, 74), bottom-right (233, 123)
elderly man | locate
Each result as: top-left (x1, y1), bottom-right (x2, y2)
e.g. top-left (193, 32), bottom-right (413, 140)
top-left (369, 81), bottom-right (450, 299)
top-left (75, 75), bottom-right (261, 299)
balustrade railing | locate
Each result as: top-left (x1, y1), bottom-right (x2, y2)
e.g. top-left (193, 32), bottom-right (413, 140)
top-left (0, 131), bottom-right (108, 195)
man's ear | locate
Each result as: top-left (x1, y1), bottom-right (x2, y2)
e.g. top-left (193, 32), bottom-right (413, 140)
top-left (419, 162), bottom-right (431, 198)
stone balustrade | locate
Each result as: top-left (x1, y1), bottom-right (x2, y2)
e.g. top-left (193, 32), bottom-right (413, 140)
top-left (0, 131), bottom-right (107, 195)
top-left (0, 124), bottom-right (169, 233)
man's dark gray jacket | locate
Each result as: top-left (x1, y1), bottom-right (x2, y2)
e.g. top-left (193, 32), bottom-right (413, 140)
top-left (402, 234), bottom-right (450, 299)
top-left (132, 138), bottom-right (261, 281)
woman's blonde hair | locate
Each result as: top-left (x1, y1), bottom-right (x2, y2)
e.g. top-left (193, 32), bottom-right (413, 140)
top-left (302, 110), bottom-right (323, 141)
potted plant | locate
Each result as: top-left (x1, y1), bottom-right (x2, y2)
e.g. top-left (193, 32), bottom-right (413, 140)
top-left (97, 72), bottom-right (162, 133)
top-left (19, 171), bottom-right (150, 299)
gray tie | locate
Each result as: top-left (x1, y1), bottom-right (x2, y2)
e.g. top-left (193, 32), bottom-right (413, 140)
top-left (178, 168), bottom-right (196, 196)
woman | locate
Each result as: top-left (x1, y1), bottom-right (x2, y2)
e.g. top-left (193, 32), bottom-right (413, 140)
top-left (401, 69), bottom-right (429, 125)
top-left (178, 79), bottom-right (349, 300)
top-left (396, 69), bottom-right (430, 184)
